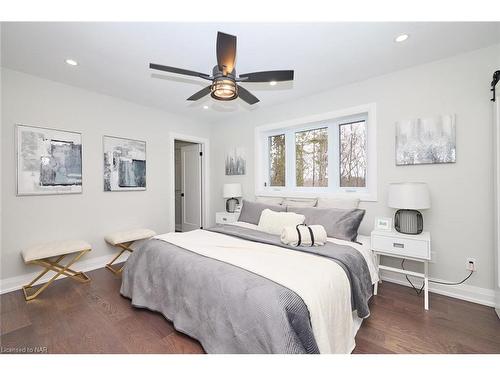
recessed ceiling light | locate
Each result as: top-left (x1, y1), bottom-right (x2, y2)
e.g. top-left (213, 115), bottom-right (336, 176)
top-left (394, 34), bottom-right (409, 43)
top-left (203, 105), bottom-right (209, 109)
top-left (65, 59), bottom-right (78, 66)
top-left (269, 81), bottom-right (277, 86)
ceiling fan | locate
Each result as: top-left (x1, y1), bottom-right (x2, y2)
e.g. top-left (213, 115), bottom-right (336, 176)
top-left (150, 32), bottom-right (294, 105)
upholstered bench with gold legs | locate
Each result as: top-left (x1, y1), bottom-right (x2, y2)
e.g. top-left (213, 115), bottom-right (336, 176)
top-left (21, 240), bottom-right (92, 301)
top-left (104, 229), bottom-right (156, 274)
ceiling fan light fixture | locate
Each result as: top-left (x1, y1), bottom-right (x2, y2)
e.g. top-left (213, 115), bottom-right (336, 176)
top-left (211, 78), bottom-right (238, 101)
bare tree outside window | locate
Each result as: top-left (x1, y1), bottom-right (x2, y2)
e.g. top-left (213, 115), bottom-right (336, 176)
top-left (339, 121), bottom-right (367, 187)
top-left (295, 127), bottom-right (328, 187)
top-left (268, 134), bottom-right (286, 186)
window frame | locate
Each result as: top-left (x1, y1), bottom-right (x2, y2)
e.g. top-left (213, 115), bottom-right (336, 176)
top-left (255, 103), bottom-right (377, 201)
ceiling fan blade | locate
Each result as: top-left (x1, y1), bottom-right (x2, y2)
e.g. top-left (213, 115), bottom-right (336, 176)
top-left (237, 85), bottom-right (259, 105)
top-left (150, 63), bottom-right (211, 80)
top-left (187, 86), bottom-right (212, 101)
top-left (238, 70), bottom-right (294, 82)
top-left (216, 32), bottom-right (237, 76)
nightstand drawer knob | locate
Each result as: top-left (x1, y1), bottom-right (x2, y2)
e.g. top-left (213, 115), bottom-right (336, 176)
top-left (393, 242), bottom-right (405, 248)
top-left (222, 217), bottom-right (227, 221)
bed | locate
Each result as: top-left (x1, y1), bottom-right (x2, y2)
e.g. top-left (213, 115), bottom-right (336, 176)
top-left (120, 220), bottom-right (378, 354)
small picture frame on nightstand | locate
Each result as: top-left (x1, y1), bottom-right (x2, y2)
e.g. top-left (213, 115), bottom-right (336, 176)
top-left (375, 217), bottom-right (393, 231)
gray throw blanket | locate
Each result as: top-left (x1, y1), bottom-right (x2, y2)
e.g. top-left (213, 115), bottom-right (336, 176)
top-left (208, 225), bottom-right (372, 319)
top-left (121, 226), bottom-right (372, 353)
top-left (121, 237), bottom-right (319, 353)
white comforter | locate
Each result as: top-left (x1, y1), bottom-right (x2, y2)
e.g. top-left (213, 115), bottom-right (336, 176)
top-left (155, 223), bottom-right (377, 354)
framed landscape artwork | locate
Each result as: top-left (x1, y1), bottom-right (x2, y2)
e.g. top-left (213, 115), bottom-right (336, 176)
top-left (225, 147), bottom-right (246, 176)
top-left (16, 124), bottom-right (83, 195)
top-left (103, 135), bottom-right (146, 191)
top-left (396, 114), bottom-right (456, 166)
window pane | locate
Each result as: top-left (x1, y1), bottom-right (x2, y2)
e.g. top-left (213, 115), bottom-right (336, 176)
top-left (339, 121), bottom-right (367, 187)
top-left (268, 134), bottom-right (286, 186)
top-left (295, 127), bottom-right (328, 187)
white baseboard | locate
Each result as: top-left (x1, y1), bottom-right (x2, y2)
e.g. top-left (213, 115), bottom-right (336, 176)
top-left (380, 270), bottom-right (496, 308)
top-left (0, 252), bottom-right (130, 295)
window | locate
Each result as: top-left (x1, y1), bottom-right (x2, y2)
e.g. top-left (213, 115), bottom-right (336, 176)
top-left (339, 121), bottom-right (367, 187)
top-left (295, 127), bottom-right (328, 187)
top-left (268, 134), bottom-right (285, 186)
top-left (256, 104), bottom-right (377, 201)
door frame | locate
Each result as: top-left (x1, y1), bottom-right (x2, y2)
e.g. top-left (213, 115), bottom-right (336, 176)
top-left (494, 85), bottom-right (500, 317)
top-left (169, 132), bottom-right (210, 233)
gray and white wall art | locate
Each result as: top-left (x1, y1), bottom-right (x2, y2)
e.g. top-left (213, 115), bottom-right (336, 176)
top-left (225, 147), bottom-right (246, 175)
top-left (396, 115), bottom-right (456, 165)
top-left (16, 125), bottom-right (82, 195)
top-left (103, 136), bottom-right (146, 191)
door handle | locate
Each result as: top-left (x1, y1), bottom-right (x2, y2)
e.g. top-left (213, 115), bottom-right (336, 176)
top-left (181, 193), bottom-right (184, 197)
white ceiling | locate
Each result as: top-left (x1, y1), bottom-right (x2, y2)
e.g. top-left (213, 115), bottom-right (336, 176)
top-left (2, 22), bottom-right (500, 123)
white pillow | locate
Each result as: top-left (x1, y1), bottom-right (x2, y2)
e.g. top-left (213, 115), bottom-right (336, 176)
top-left (257, 209), bottom-right (305, 235)
top-left (282, 197), bottom-right (317, 207)
top-left (316, 197), bottom-right (360, 209)
top-left (255, 196), bottom-right (284, 205)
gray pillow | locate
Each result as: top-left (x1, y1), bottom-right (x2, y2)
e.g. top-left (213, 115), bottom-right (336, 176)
top-left (286, 206), bottom-right (365, 242)
top-left (238, 200), bottom-right (286, 225)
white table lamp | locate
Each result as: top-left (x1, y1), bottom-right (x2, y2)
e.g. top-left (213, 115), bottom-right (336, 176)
top-left (388, 182), bottom-right (431, 234)
top-left (223, 183), bottom-right (242, 213)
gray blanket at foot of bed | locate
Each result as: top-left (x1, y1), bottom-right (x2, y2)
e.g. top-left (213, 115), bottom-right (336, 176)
top-left (120, 238), bottom-right (320, 354)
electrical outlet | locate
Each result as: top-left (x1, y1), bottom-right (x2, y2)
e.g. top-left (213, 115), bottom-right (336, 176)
top-left (466, 258), bottom-right (476, 272)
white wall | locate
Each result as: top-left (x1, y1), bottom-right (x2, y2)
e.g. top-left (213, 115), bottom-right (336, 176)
top-left (210, 44), bottom-right (500, 294)
top-left (1, 68), bottom-right (208, 281)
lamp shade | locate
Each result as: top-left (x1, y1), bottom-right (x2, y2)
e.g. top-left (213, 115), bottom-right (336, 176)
top-left (223, 183), bottom-right (242, 198)
top-left (388, 182), bottom-right (431, 210)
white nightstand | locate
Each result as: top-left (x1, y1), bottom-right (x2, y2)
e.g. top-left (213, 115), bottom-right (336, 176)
top-left (215, 212), bottom-right (240, 225)
top-left (371, 229), bottom-right (431, 310)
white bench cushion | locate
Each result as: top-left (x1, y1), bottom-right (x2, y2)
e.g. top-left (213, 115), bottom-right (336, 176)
top-left (104, 228), bottom-right (156, 246)
top-left (22, 240), bottom-right (91, 263)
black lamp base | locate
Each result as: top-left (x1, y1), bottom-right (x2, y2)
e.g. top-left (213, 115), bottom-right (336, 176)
top-left (394, 209), bottom-right (423, 235)
top-left (226, 197), bottom-right (239, 213)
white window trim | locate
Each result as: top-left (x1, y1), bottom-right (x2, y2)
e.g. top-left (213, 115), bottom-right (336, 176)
top-left (255, 103), bottom-right (377, 202)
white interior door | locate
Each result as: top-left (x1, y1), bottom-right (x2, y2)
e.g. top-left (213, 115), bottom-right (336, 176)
top-left (181, 144), bottom-right (202, 232)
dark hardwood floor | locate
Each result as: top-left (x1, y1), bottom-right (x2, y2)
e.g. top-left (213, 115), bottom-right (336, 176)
top-left (1, 265), bottom-right (499, 354)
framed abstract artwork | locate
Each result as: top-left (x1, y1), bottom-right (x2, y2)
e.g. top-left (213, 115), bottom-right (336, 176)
top-left (16, 124), bottom-right (83, 196)
top-left (395, 114), bottom-right (456, 166)
top-left (103, 135), bottom-right (146, 191)
top-left (225, 147), bottom-right (246, 176)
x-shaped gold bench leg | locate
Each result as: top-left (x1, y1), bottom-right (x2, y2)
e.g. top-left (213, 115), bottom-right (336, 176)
top-left (22, 249), bottom-right (91, 301)
top-left (105, 242), bottom-right (134, 275)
